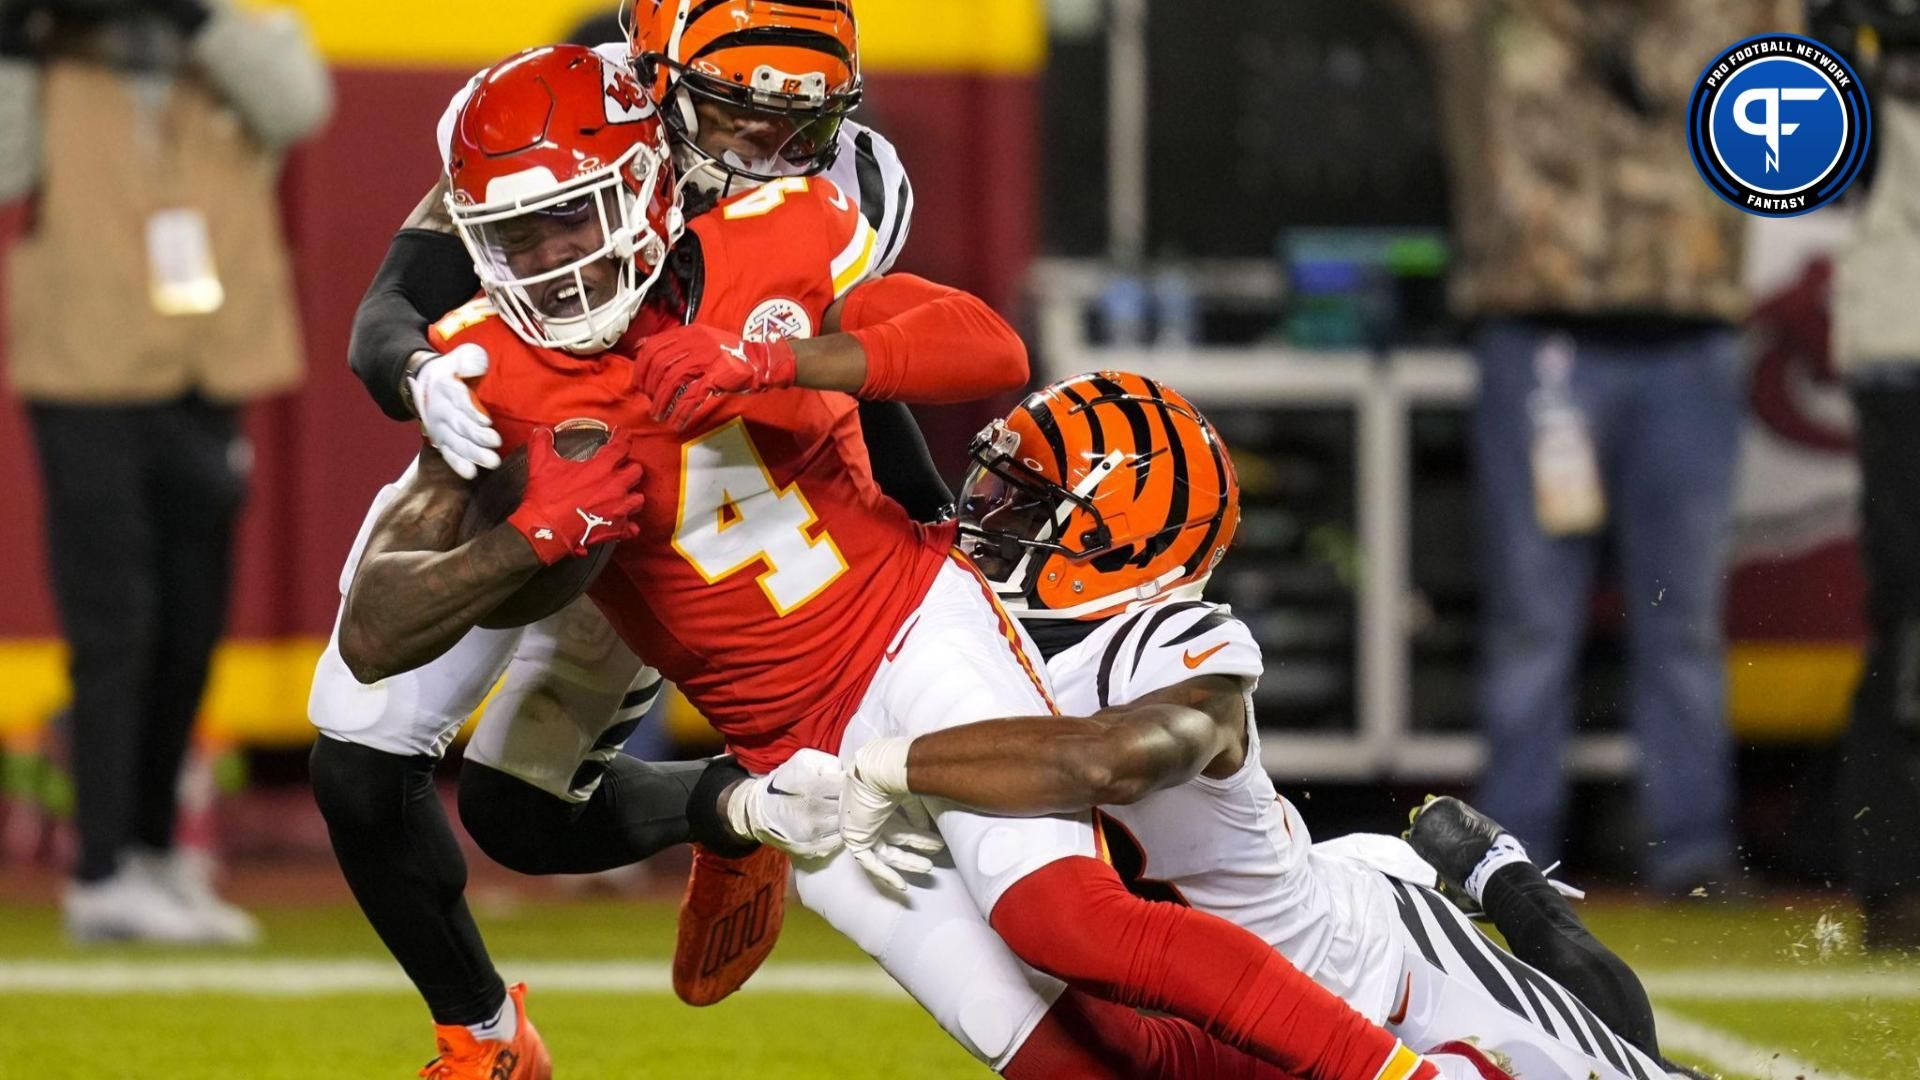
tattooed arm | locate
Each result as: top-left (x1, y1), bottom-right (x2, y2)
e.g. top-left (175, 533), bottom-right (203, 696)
top-left (337, 447), bottom-right (541, 684)
top-left (857, 675), bottom-right (1253, 816)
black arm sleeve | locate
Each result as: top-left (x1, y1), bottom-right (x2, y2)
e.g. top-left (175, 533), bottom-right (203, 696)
top-left (347, 229), bottom-right (483, 421)
top-left (857, 399), bottom-right (954, 522)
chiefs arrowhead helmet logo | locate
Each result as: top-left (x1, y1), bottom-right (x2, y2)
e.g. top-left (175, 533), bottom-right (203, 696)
top-left (603, 67), bottom-right (654, 124)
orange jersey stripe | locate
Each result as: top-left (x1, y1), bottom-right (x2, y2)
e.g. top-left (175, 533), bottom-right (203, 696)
top-left (950, 550), bottom-right (1058, 714)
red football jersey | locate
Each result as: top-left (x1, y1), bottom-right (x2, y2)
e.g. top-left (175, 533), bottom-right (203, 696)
top-left (430, 177), bottom-right (954, 770)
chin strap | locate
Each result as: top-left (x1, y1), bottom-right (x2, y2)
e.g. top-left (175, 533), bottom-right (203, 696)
top-left (1007, 565), bottom-right (1196, 622)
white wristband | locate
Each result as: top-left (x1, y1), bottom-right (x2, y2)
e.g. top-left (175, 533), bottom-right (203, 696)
top-left (1464, 833), bottom-right (1532, 905)
top-left (724, 777), bottom-right (759, 843)
top-left (853, 737), bottom-right (914, 795)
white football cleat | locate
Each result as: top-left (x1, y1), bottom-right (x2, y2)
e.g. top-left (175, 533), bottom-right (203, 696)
top-left (63, 867), bottom-right (210, 944)
top-left (125, 848), bottom-right (262, 945)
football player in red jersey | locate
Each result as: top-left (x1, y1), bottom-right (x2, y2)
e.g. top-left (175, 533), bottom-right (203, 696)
top-left (312, 4), bottom-right (938, 1072)
top-left (338, 45), bottom-right (1485, 1080)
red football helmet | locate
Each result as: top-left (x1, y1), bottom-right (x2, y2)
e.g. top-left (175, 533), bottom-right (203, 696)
top-left (445, 45), bottom-right (682, 354)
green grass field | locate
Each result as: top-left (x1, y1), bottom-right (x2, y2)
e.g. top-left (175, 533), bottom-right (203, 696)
top-left (1, 895), bottom-right (1914, 1079)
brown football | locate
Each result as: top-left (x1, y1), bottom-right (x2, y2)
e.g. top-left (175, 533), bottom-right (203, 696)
top-left (459, 419), bottom-right (617, 630)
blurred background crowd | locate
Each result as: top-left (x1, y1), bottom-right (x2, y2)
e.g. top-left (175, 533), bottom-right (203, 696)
top-left (0, 0), bottom-right (1916, 955)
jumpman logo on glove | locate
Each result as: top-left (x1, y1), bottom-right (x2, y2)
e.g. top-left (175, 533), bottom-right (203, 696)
top-left (576, 508), bottom-right (615, 547)
top-left (507, 427), bottom-right (646, 565)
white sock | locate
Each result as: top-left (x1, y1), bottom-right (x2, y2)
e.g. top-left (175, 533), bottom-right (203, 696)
top-left (1464, 833), bottom-right (1532, 905)
top-left (465, 994), bottom-right (517, 1044)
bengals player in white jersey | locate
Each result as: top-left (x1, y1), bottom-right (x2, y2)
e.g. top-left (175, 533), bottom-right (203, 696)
top-left (336, 45), bottom-right (1497, 1080)
top-left (837, 372), bottom-right (1710, 1080)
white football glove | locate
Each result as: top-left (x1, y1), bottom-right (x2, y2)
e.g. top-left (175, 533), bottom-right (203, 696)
top-left (724, 748), bottom-right (845, 859)
top-left (841, 737), bottom-right (946, 892)
top-left (408, 343), bottom-right (501, 479)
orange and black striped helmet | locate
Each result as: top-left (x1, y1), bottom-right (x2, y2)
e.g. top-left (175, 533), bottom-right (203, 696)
top-left (627, 0), bottom-right (861, 200)
top-left (958, 371), bottom-right (1240, 620)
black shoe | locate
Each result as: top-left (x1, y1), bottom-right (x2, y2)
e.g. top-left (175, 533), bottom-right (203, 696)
top-left (1658, 1057), bottom-right (1715, 1079)
top-left (1405, 795), bottom-right (1507, 901)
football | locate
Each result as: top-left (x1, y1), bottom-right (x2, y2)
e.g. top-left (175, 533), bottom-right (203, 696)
top-left (459, 418), bottom-right (617, 629)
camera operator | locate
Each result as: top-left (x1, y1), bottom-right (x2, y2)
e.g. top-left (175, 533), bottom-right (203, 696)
top-left (0, 0), bottom-right (329, 943)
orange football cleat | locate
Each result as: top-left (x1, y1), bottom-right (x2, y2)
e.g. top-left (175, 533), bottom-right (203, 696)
top-left (420, 983), bottom-right (552, 1080)
top-left (672, 843), bottom-right (790, 1005)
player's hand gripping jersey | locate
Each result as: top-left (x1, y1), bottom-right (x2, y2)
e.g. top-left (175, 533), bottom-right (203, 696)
top-left (430, 177), bottom-right (950, 772)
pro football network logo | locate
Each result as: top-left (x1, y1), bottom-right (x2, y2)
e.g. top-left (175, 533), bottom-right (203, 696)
top-left (1688, 34), bottom-right (1869, 217)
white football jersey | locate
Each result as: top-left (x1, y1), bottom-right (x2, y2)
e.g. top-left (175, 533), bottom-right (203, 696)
top-left (436, 42), bottom-right (914, 273)
top-left (1041, 599), bottom-right (1406, 1024)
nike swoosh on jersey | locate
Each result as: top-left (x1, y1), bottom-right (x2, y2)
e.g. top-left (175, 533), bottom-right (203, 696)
top-left (1388, 971), bottom-right (1413, 1025)
top-left (1181, 642), bottom-right (1229, 668)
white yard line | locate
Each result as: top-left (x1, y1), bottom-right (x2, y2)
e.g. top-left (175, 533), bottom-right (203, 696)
top-left (6, 959), bottom-right (1911, 1000)
top-left (1653, 1008), bottom-right (1869, 1080)
top-left (0, 959), bottom-right (1901, 1080)
top-left (0, 958), bottom-right (906, 998)
top-left (1643, 968), bottom-right (1920, 1000)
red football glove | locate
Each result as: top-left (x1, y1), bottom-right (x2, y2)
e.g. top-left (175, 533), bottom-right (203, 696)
top-left (634, 323), bottom-right (798, 432)
top-left (506, 427), bottom-right (646, 565)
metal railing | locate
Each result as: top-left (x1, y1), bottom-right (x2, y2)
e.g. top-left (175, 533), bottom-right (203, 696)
top-left (1029, 259), bottom-right (1636, 782)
